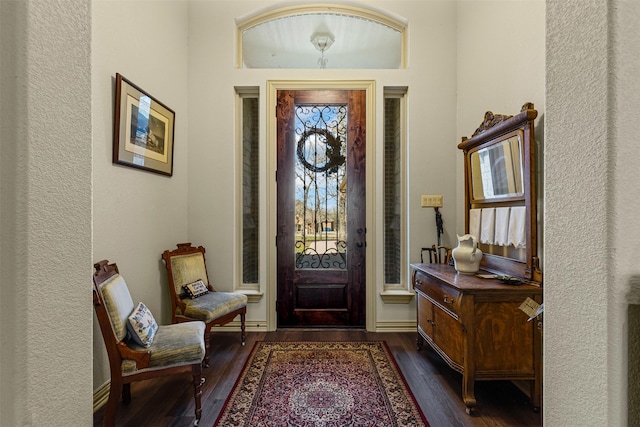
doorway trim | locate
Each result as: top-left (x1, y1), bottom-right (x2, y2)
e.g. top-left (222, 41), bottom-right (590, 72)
top-left (266, 80), bottom-right (376, 331)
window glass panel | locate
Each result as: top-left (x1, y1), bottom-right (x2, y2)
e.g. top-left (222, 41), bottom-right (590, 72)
top-left (384, 97), bottom-right (401, 284)
top-left (242, 96), bottom-right (259, 283)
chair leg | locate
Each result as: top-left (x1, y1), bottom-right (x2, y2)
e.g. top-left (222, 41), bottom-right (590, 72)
top-left (104, 377), bottom-right (122, 427)
top-left (240, 311), bottom-right (246, 346)
top-left (122, 383), bottom-right (131, 404)
top-left (202, 325), bottom-right (212, 368)
top-left (192, 363), bottom-right (204, 426)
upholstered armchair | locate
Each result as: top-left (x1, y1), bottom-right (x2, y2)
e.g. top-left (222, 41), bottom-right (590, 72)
top-left (162, 243), bottom-right (247, 367)
top-left (93, 260), bottom-right (206, 426)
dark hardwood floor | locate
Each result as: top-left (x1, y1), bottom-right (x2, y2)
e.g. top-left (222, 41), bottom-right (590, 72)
top-left (93, 331), bottom-right (542, 427)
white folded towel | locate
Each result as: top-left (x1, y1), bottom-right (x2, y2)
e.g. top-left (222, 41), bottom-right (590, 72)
top-left (480, 208), bottom-right (495, 245)
top-left (469, 209), bottom-right (481, 241)
top-left (508, 206), bottom-right (527, 249)
top-left (494, 207), bottom-right (511, 246)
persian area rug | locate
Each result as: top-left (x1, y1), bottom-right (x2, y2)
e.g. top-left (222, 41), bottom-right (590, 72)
top-left (214, 341), bottom-right (429, 427)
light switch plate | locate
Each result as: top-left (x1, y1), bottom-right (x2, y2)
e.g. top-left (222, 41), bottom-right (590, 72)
top-left (421, 194), bottom-right (443, 208)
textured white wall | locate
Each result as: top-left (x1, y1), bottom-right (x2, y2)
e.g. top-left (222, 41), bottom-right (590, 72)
top-left (545, 1), bottom-right (614, 425)
top-left (92, 0), bottom-right (190, 390)
top-left (0, 1), bottom-right (92, 425)
top-left (613, 0), bottom-right (640, 425)
top-left (456, 1), bottom-right (546, 236)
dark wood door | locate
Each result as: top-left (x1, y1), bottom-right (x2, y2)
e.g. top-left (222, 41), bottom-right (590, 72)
top-left (276, 89), bottom-right (366, 328)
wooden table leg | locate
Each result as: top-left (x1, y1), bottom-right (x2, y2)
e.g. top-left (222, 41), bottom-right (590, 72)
top-left (462, 370), bottom-right (477, 415)
top-left (461, 295), bottom-right (476, 415)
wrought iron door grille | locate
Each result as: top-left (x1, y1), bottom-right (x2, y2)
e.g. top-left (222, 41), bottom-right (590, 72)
top-left (294, 104), bottom-right (347, 269)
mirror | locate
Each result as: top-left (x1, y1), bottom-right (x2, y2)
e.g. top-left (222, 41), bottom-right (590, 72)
top-left (458, 103), bottom-right (541, 283)
top-left (470, 130), bottom-right (524, 201)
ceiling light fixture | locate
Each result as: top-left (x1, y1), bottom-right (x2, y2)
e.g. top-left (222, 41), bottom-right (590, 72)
top-left (310, 33), bottom-right (335, 69)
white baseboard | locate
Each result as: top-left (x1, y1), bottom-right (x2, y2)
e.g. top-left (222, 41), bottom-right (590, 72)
top-left (220, 321), bottom-right (416, 333)
top-left (93, 380), bottom-right (110, 412)
top-left (219, 320), bottom-right (269, 332)
top-left (374, 320), bottom-right (417, 332)
top-left (225, 320), bottom-right (417, 333)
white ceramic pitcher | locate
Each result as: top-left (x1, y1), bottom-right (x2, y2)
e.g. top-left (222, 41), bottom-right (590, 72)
top-left (452, 234), bottom-right (483, 274)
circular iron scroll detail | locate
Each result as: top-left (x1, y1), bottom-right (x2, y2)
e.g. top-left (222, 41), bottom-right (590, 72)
top-left (296, 128), bottom-right (345, 174)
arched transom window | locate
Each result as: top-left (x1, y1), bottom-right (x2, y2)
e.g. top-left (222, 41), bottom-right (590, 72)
top-left (236, 4), bottom-right (407, 69)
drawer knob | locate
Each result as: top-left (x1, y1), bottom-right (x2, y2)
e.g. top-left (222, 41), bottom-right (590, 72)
top-left (443, 295), bottom-right (453, 304)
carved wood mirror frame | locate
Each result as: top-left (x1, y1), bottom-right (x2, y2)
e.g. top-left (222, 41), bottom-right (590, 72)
top-left (458, 103), bottom-right (542, 284)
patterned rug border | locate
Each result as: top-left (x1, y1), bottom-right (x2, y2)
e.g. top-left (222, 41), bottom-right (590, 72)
top-left (214, 341), bottom-right (429, 427)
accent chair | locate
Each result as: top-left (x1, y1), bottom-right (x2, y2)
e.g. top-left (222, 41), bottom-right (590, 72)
top-left (161, 243), bottom-right (247, 367)
top-left (93, 260), bottom-right (206, 426)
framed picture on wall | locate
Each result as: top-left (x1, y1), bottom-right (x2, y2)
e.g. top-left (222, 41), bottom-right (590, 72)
top-left (113, 73), bottom-right (175, 176)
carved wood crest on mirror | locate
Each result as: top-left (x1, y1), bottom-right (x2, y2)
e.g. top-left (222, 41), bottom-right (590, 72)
top-left (458, 103), bottom-right (542, 284)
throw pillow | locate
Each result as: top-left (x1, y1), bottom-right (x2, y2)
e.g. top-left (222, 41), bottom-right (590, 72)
top-left (127, 302), bottom-right (158, 348)
top-left (183, 279), bottom-right (209, 299)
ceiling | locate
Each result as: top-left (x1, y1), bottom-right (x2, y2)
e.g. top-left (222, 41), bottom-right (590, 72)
top-left (241, 13), bottom-right (403, 69)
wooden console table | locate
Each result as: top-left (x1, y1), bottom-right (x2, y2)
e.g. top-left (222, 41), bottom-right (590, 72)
top-left (411, 263), bottom-right (542, 414)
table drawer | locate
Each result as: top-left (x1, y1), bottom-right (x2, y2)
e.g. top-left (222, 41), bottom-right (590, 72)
top-left (414, 270), bottom-right (460, 316)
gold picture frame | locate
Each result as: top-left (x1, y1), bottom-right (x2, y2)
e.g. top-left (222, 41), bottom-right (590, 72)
top-left (113, 73), bottom-right (175, 176)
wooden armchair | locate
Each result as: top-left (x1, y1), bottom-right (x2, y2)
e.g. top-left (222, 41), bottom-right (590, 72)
top-left (93, 260), bottom-right (206, 426)
top-left (421, 244), bottom-right (452, 265)
top-left (161, 243), bottom-right (247, 367)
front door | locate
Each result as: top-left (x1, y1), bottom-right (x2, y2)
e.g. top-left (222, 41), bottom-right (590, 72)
top-left (276, 89), bottom-right (366, 328)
